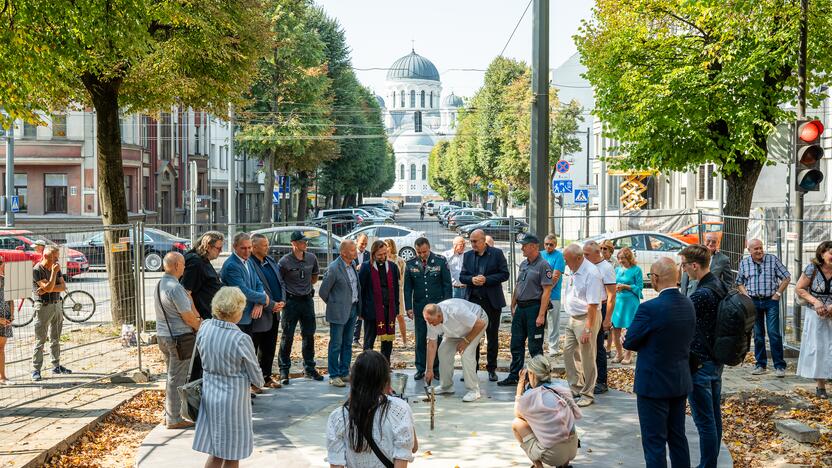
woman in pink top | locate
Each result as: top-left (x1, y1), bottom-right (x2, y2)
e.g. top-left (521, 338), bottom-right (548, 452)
top-left (512, 355), bottom-right (581, 468)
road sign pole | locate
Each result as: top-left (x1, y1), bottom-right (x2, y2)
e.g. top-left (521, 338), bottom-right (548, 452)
top-left (529, 0), bottom-right (549, 237)
top-left (5, 117), bottom-right (13, 227)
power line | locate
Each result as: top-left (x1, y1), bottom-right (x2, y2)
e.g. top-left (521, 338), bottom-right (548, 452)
top-left (499, 0), bottom-right (533, 58)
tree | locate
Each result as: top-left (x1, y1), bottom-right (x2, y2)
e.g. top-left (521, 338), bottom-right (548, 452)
top-left (575, 0), bottom-right (832, 257)
top-left (235, 0), bottom-right (334, 224)
top-left (0, 0), bottom-right (269, 324)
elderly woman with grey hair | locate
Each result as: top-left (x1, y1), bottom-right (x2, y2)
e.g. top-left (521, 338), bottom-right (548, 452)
top-left (192, 286), bottom-right (264, 468)
top-left (512, 354), bottom-right (581, 468)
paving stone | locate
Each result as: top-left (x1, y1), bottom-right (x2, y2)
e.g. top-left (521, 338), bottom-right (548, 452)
top-left (774, 419), bottom-right (821, 444)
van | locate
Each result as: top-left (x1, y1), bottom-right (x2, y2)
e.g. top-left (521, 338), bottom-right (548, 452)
top-left (363, 197), bottom-right (399, 212)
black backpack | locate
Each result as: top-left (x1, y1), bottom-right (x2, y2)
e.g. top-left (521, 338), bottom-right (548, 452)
top-left (700, 287), bottom-right (757, 366)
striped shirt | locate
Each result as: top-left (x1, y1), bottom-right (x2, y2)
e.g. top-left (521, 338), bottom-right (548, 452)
top-left (736, 254), bottom-right (790, 298)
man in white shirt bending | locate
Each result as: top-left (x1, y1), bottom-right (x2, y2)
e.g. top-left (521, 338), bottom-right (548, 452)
top-left (423, 298), bottom-right (488, 402)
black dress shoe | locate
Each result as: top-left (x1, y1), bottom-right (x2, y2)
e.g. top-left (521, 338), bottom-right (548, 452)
top-left (593, 384), bottom-right (608, 395)
top-left (488, 371), bottom-right (498, 382)
top-left (280, 374), bottom-right (290, 385)
top-left (414, 371), bottom-right (425, 380)
top-left (497, 377), bottom-right (519, 386)
top-left (305, 370), bottom-right (324, 381)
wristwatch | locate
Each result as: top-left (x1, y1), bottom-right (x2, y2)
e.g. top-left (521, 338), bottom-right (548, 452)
top-left (462, 336), bottom-right (470, 344)
top-left (583, 328), bottom-right (591, 334)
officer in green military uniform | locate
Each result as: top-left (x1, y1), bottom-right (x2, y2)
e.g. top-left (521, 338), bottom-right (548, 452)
top-left (404, 237), bottom-right (452, 381)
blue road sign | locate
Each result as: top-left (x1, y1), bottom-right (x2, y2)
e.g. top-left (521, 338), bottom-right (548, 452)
top-left (574, 189), bottom-right (589, 205)
top-left (10, 196), bottom-right (19, 213)
top-left (552, 179), bottom-right (573, 194)
top-left (272, 191), bottom-right (280, 205)
top-left (556, 160), bottom-right (571, 174)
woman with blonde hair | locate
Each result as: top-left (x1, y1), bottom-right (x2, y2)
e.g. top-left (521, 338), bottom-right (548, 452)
top-left (512, 354), bottom-right (581, 468)
top-left (384, 239), bottom-right (408, 345)
top-left (611, 247), bottom-right (643, 365)
top-left (192, 287), bottom-right (264, 467)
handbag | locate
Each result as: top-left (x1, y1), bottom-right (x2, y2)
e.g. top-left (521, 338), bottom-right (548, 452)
top-left (796, 264), bottom-right (819, 307)
top-left (178, 347), bottom-right (202, 423)
top-left (156, 283), bottom-right (196, 360)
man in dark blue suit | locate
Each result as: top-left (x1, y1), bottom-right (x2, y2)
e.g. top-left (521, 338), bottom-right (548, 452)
top-left (624, 257), bottom-right (696, 468)
top-left (460, 229), bottom-right (509, 382)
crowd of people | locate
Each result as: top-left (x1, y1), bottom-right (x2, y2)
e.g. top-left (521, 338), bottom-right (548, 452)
top-left (144, 216), bottom-right (832, 468)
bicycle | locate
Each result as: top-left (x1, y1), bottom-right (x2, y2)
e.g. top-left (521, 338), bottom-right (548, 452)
top-left (11, 289), bottom-right (97, 327)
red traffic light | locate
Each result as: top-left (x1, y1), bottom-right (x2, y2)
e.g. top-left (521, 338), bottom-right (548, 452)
top-left (798, 120), bottom-right (824, 142)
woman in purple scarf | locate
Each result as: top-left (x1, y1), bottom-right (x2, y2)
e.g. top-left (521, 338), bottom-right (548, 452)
top-left (358, 240), bottom-right (401, 363)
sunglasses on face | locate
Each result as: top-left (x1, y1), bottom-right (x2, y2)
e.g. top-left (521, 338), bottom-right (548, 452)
top-left (544, 243), bottom-right (555, 247)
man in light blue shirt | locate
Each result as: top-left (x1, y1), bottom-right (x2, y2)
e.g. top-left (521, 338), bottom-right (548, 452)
top-left (443, 236), bottom-right (467, 299)
top-left (540, 234), bottom-right (565, 356)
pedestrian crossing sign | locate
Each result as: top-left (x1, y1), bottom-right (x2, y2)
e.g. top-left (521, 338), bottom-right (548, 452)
top-left (272, 191), bottom-right (280, 205)
top-left (574, 189), bottom-right (589, 205)
top-left (10, 196), bottom-right (19, 213)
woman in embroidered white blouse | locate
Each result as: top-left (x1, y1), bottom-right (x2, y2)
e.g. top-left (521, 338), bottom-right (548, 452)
top-left (327, 350), bottom-right (418, 468)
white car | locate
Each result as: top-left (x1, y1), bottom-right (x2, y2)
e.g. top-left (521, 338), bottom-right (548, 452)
top-left (581, 230), bottom-right (689, 283)
top-left (344, 224), bottom-right (426, 261)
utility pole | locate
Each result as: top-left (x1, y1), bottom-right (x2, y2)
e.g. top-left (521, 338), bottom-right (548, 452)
top-left (529, 0), bottom-right (549, 237)
top-left (585, 128), bottom-right (590, 237)
top-left (794, 0), bottom-right (809, 342)
top-left (189, 160), bottom-right (198, 246)
top-left (4, 116), bottom-right (13, 227)
top-left (227, 104), bottom-right (237, 245)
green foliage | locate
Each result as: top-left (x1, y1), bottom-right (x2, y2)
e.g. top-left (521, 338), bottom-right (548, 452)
top-left (574, 0), bottom-right (832, 215)
top-left (427, 56), bottom-right (583, 202)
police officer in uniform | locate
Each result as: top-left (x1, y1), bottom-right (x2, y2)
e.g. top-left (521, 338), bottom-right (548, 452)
top-left (277, 231), bottom-right (322, 384)
top-left (498, 233), bottom-right (554, 386)
top-left (404, 237), bottom-right (452, 381)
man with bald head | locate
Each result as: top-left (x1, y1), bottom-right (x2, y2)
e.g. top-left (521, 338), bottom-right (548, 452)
top-left (320, 239), bottom-right (360, 387)
top-left (583, 240), bottom-right (617, 395)
top-left (736, 238), bottom-right (790, 377)
top-left (562, 243), bottom-right (604, 407)
top-left (624, 257), bottom-right (696, 468)
top-left (680, 232), bottom-right (735, 295)
top-left (155, 252), bottom-right (202, 429)
top-left (460, 228), bottom-right (509, 382)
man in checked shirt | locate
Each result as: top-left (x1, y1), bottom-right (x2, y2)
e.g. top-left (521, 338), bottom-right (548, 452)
top-left (736, 239), bottom-right (791, 377)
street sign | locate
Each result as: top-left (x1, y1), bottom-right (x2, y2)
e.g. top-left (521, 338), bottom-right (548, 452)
top-left (10, 196), bottom-right (19, 213)
top-left (272, 191), bottom-right (280, 205)
top-left (555, 160), bottom-right (571, 174)
top-left (574, 189), bottom-right (589, 205)
top-left (552, 179), bottom-right (573, 194)
top-left (786, 231), bottom-right (799, 241)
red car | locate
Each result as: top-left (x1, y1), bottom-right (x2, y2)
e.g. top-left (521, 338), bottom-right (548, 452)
top-left (0, 230), bottom-right (89, 278)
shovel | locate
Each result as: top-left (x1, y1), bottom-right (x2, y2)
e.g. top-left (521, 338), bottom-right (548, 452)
top-left (423, 384), bottom-right (435, 430)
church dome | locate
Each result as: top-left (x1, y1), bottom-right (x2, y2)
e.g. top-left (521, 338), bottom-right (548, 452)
top-left (387, 50), bottom-right (440, 82)
top-left (392, 129), bottom-right (437, 152)
top-left (442, 92), bottom-right (464, 108)
top-left (375, 95), bottom-right (386, 108)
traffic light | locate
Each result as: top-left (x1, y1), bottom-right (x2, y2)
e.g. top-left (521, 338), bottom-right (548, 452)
top-left (794, 119), bottom-right (825, 192)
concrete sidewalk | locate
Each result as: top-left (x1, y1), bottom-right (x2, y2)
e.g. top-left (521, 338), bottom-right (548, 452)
top-left (136, 369), bottom-right (732, 467)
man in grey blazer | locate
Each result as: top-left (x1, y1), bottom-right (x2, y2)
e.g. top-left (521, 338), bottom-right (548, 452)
top-left (319, 240), bottom-right (360, 387)
top-left (680, 232), bottom-right (735, 296)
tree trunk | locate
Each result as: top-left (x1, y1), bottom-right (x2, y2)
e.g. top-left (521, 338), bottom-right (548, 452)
top-left (296, 171), bottom-right (309, 221)
top-left (261, 152), bottom-right (274, 224)
top-left (282, 165), bottom-right (291, 222)
top-left (721, 158), bottom-right (764, 267)
top-left (82, 73), bottom-right (135, 326)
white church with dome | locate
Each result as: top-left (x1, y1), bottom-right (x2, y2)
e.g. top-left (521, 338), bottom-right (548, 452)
top-left (376, 49), bottom-right (463, 203)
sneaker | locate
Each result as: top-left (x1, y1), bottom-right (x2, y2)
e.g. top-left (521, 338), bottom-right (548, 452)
top-left (31, 370), bottom-right (42, 382)
top-left (166, 421), bottom-right (195, 430)
top-left (305, 369), bottom-right (324, 381)
top-left (593, 384), bottom-right (608, 395)
top-left (462, 391), bottom-right (481, 402)
top-left (774, 368), bottom-right (786, 378)
top-left (280, 374), bottom-right (290, 385)
top-left (577, 398), bottom-right (593, 407)
top-left (250, 384), bottom-right (263, 394)
top-left (434, 386), bottom-right (455, 395)
top-left (329, 377), bottom-right (346, 388)
top-left (52, 365), bottom-right (72, 375)
top-left (751, 366), bottom-right (767, 375)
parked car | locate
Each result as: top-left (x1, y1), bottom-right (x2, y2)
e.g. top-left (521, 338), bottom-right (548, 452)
top-left (67, 227), bottom-right (191, 272)
top-left (448, 200), bottom-right (473, 208)
top-left (581, 230), bottom-right (688, 283)
top-left (250, 226), bottom-right (342, 273)
top-left (363, 197), bottom-right (399, 212)
top-left (446, 209), bottom-right (495, 229)
top-left (358, 205), bottom-right (396, 220)
top-left (316, 208), bottom-right (392, 225)
top-left (343, 224), bottom-right (426, 261)
top-left (457, 218), bottom-right (529, 241)
top-left (309, 213), bottom-right (362, 236)
top-left (437, 205), bottom-right (463, 224)
top-left (0, 230), bottom-right (90, 278)
top-left (670, 222), bottom-right (723, 246)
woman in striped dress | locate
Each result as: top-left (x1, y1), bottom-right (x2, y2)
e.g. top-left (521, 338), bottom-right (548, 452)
top-left (193, 286), bottom-right (264, 467)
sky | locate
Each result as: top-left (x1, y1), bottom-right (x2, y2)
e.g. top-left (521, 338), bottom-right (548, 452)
top-left (314, 0), bottom-right (596, 98)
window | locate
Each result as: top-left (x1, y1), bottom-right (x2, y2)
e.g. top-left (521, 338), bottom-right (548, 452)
top-left (410, 90), bottom-right (416, 107)
top-left (194, 123), bottom-right (201, 155)
top-left (44, 174), bottom-right (68, 213)
top-left (211, 143), bottom-right (217, 168)
top-left (421, 164), bottom-right (426, 180)
top-left (52, 113), bottom-right (67, 138)
top-left (23, 121), bottom-right (37, 139)
top-left (391, 92), bottom-right (395, 108)
top-left (697, 163), bottom-right (716, 200)
top-left (410, 164), bottom-right (416, 180)
top-left (414, 111), bottom-right (422, 132)
top-left (430, 91), bottom-right (433, 108)
top-left (220, 146), bottom-right (228, 170)
top-left (646, 235), bottom-right (684, 252)
top-left (400, 164), bottom-right (405, 180)
top-left (12, 173), bottom-right (27, 213)
top-left (124, 175), bottom-right (133, 212)
top-left (160, 113), bottom-right (172, 160)
top-left (613, 235), bottom-right (644, 250)
top-left (400, 91), bottom-right (405, 108)
top-left (420, 90), bottom-right (425, 108)
top-left (143, 176), bottom-right (150, 211)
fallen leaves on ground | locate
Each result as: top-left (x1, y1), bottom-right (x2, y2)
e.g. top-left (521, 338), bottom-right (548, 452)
top-left (607, 367), bottom-right (634, 393)
top-left (43, 390), bottom-right (164, 468)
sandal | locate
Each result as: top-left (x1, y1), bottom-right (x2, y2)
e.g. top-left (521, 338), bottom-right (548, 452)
top-left (612, 354), bottom-right (624, 364)
top-left (265, 378), bottom-right (283, 389)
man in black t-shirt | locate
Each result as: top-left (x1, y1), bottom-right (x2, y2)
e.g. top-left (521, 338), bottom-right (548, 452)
top-left (181, 231), bottom-right (225, 320)
top-left (31, 245), bottom-right (70, 381)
